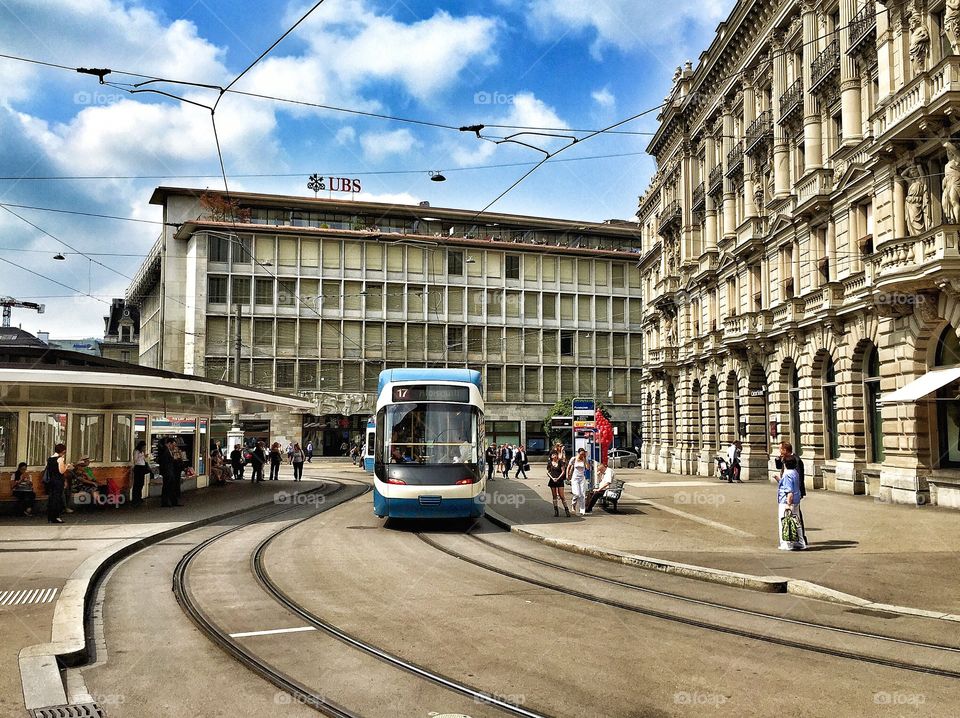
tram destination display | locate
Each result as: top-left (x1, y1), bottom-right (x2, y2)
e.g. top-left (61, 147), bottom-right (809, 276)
top-left (392, 385), bottom-right (470, 403)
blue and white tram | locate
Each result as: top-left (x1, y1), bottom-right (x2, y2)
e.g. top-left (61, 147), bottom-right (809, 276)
top-left (373, 368), bottom-right (485, 519)
top-left (363, 416), bottom-right (376, 473)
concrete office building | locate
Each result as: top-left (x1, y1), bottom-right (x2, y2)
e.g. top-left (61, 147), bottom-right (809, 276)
top-left (634, 0), bottom-right (960, 508)
top-left (127, 187), bottom-right (647, 455)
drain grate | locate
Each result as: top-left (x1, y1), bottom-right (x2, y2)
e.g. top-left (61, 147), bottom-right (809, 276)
top-left (31, 703), bottom-right (105, 718)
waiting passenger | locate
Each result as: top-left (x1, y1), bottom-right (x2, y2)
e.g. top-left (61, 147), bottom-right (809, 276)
top-left (11, 462), bottom-right (35, 517)
top-left (585, 463), bottom-right (615, 513)
top-left (229, 444), bottom-right (245, 481)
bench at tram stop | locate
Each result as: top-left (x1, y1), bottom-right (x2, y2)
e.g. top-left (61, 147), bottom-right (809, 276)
top-left (0, 466), bottom-right (138, 515)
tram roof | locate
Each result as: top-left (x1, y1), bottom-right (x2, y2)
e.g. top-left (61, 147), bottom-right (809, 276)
top-left (377, 368), bottom-right (482, 397)
top-left (0, 339), bottom-right (314, 414)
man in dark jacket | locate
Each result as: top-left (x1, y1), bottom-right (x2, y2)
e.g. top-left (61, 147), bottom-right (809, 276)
top-left (776, 441), bottom-right (807, 543)
top-left (249, 441), bottom-right (267, 483)
top-left (485, 444), bottom-right (497, 481)
top-left (158, 438), bottom-right (188, 507)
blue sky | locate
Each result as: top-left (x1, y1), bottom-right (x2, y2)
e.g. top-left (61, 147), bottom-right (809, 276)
top-left (0, 0), bottom-right (733, 337)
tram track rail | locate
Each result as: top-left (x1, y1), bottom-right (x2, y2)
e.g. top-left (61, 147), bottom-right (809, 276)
top-left (170, 476), bottom-right (549, 718)
top-left (414, 530), bottom-right (960, 680)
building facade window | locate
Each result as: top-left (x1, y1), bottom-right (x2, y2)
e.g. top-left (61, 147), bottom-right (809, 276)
top-left (208, 276), bottom-right (228, 304)
top-left (935, 325), bottom-right (960, 467)
top-left (864, 346), bottom-right (884, 463)
top-left (505, 254), bottom-right (521, 279)
top-left (823, 357), bottom-right (839, 460)
top-left (789, 365), bottom-right (802, 455)
top-left (448, 249), bottom-right (464, 276)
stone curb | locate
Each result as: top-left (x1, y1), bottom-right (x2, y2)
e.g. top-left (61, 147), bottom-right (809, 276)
top-left (18, 483), bottom-right (329, 711)
top-left (483, 508), bottom-right (960, 622)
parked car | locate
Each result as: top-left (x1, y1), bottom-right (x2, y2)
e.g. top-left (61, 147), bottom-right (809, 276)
top-left (607, 448), bottom-right (638, 469)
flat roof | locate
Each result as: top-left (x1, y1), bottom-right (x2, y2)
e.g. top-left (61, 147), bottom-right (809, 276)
top-left (150, 186), bottom-right (641, 236)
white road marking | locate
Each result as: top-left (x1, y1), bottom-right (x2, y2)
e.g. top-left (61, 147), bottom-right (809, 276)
top-left (229, 626), bottom-right (317, 638)
top-left (626, 494), bottom-right (756, 538)
top-left (0, 587), bottom-right (58, 606)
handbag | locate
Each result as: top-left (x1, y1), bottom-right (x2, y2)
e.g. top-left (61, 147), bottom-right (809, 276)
top-left (780, 508), bottom-right (801, 543)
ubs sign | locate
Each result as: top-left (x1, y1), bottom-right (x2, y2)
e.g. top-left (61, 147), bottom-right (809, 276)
top-left (308, 173), bottom-right (362, 195)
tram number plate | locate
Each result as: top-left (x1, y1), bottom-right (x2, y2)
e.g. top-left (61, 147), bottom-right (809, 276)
top-left (393, 385), bottom-right (469, 403)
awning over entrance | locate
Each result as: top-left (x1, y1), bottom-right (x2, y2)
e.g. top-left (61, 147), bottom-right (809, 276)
top-left (880, 367), bottom-right (960, 404)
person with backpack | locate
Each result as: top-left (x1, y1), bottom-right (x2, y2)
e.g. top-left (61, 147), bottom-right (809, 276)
top-left (291, 442), bottom-right (305, 481)
top-left (777, 455), bottom-right (806, 550)
top-left (566, 447), bottom-right (591, 516)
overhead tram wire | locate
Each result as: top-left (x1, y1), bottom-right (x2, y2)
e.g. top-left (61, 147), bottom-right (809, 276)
top-left (0, 255), bottom-right (110, 306)
top-left (0, 5), bottom-right (890, 143)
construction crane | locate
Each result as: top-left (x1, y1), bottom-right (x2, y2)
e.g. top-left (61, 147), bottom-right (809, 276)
top-left (0, 297), bottom-right (44, 328)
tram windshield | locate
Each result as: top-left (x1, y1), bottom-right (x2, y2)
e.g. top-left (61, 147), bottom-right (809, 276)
top-left (382, 403), bottom-right (480, 465)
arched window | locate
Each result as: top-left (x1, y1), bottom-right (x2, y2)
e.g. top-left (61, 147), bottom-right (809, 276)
top-left (863, 346), bottom-right (884, 463)
top-left (712, 380), bottom-right (721, 448)
top-left (935, 326), bottom-right (960, 467)
top-left (789, 365), bottom-right (802, 454)
top-left (691, 380), bottom-right (703, 448)
top-left (666, 383), bottom-right (676, 443)
top-left (823, 357), bottom-right (839, 459)
top-left (654, 390), bottom-right (661, 442)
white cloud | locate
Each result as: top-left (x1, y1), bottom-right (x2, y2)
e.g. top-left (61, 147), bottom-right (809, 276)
top-left (359, 128), bottom-right (420, 161)
top-left (591, 87), bottom-right (616, 109)
top-left (450, 92), bottom-right (568, 166)
top-left (523, 0), bottom-right (732, 60)
top-left (280, 2), bottom-right (501, 100)
top-left (335, 126), bottom-right (357, 145)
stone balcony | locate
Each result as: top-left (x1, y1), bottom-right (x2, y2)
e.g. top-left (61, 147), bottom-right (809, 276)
top-left (744, 110), bottom-right (772, 155)
top-left (647, 346), bottom-right (678, 370)
top-left (873, 225), bottom-right (960, 292)
top-left (692, 182), bottom-right (705, 211)
top-left (725, 141), bottom-right (744, 177)
top-left (794, 168), bottom-right (834, 217)
top-left (708, 164), bottom-right (724, 196)
top-left (874, 56), bottom-right (960, 141)
top-left (657, 199), bottom-right (682, 235)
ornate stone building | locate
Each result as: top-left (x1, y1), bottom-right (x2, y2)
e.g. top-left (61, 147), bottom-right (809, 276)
top-left (636, 0), bottom-right (960, 508)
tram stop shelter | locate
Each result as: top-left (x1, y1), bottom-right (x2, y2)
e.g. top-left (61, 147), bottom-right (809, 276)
top-left (0, 329), bottom-right (313, 507)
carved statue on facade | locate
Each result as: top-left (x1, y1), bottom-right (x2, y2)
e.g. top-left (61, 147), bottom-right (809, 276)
top-left (901, 164), bottom-right (929, 236)
top-left (946, 0), bottom-right (960, 55)
top-left (943, 141), bottom-right (960, 224)
top-left (909, 11), bottom-right (930, 75)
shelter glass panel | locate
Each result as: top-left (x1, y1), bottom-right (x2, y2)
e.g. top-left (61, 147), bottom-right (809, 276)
top-left (72, 414), bottom-right (103, 462)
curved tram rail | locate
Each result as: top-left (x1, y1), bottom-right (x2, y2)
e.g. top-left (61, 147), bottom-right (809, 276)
top-left (415, 530), bottom-right (960, 680)
top-left (172, 478), bottom-right (548, 718)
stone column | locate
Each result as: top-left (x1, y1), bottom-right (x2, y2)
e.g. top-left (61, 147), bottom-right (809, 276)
top-left (826, 220), bottom-right (838, 282)
top-left (722, 103), bottom-right (737, 238)
top-left (876, 5), bottom-right (892, 103)
top-left (771, 32), bottom-right (791, 198)
top-left (743, 76), bottom-right (757, 218)
top-left (893, 176), bottom-right (906, 238)
top-left (839, 0), bottom-right (863, 143)
top-left (704, 132), bottom-right (719, 250)
top-left (801, 1), bottom-right (823, 170)
top-left (834, 349), bottom-right (867, 495)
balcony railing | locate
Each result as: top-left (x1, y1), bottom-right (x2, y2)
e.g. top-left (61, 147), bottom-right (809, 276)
top-left (725, 141), bottom-right (744, 177)
top-left (744, 110), bottom-right (772, 155)
top-left (657, 198), bottom-right (682, 233)
top-left (708, 164), bottom-right (724, 195)
top-left (692, 182), bottom-right (705, 211)
top-left (778, 78), bottom-right (803, 123)
top-left (811, 39), bottom-right (840, 92)
top-left (848, 0), bottom-right (876, 55)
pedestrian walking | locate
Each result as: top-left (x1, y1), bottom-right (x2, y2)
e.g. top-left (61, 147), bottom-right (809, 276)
top-left (546, 452), bottom-right (570, 517)
top-left (726, 439), bottom-right (743, 482)
top-left (131, 440), bottom-right (153, 505)
top-left (230, 444), bottom-right (245, 481)
top-left (158, 438), bottom-right (189, 507)
top-left (44, 443), bottom-right (71, 523)
top-left (286, 442), bottom-right (294, 465)
top-left (553, 442), bottom-right (567, 467)
top-left (11, 462), bottom-right (35, 517)
top-left (513, 444), bottom-right (529, 479)
top-left (776, 441), bottom-right (808, 544)
top-left (485, 443), bottom-right (497, 481)
top-left (498, 444), bottom-right (511, 479)
top-left (291, 442), bottom-right (305, 481)
top-left (566, 447), bottom-right (591, 516)
top-left (269, 442), bottom-right (283, 480)
top-left (250, 441), bottom-right (267, 483)
top-left (586, 463), bottom-right (615, 513)
top-left (306, 441), bottom-right (314, 462)
top-left (778, 455), bottom-right (806, 550)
